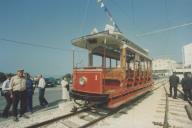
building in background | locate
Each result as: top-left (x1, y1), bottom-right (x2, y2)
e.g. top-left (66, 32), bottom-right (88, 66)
top-left (172, 43), bottom-right (192, 80)
top-left (152, 43), bottom-right (192, 80)
top-left (174, 68), bottom-right (192, 81)
top-left (183, 43), bottom-right (192, 68)
top-left (152, 58), bottom-right (176, 77)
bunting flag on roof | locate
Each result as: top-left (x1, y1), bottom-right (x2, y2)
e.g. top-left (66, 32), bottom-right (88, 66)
top-left (100, 2), bottom-right (104, 8)
top-left (97, 0), bottom-right (121, 32)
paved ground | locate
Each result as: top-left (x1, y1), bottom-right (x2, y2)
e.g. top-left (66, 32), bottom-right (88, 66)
top-left (0, 80), bottom-right (191, 128)
top-left (0, 85), bottom-right (63, 121)
top-left (0, 101), bottom-right (73, 128)
top-left (92, 82), bottom-right (192, 128)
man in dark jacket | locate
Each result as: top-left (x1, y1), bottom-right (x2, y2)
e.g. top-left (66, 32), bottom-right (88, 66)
top-left (181, 72), bottom-right (192, 100)
top-left (169, 72), bottom-right (179, 99)
top-left (25, 73), bottom-right (34, 113)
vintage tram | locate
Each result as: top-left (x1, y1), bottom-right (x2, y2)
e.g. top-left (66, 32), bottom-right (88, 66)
top-left (70, 30), bottom-right (153, 108)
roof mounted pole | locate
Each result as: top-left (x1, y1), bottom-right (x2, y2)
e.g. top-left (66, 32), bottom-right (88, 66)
top-left (97, 0), bottom-right (121, 32)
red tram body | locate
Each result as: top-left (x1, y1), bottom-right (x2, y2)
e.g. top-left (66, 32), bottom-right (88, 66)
top-left (70, 31), bottom-right (153, 108)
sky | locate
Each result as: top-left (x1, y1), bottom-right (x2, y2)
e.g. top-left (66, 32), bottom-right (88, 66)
top-left (0, 0), bottom-right (192, 77)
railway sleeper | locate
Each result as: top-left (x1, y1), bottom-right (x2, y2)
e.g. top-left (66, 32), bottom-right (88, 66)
top-left (60, 120), bottom-right (80, 128)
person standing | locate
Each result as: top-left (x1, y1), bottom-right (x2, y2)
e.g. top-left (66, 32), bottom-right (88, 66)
top-left (25, 73), bottom-right (34, 113)
top-left (10, 69), bottom-right (29, 122)
top-left (181, 73), bottom-right (191, 100)
top-left (61, 77), bottom-right (70, 101)
top-left (38, 74), bottom-right (48, 107)
top-left (169, 72), bottom-right (179, 99)
top-left (1, 74), bottom-right (12, 118)
top-left (189, 73), bottom-right (192, 100)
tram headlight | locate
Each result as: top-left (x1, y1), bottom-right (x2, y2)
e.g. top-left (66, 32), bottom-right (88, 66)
top-left (79, 76), bottom-right (87, 86)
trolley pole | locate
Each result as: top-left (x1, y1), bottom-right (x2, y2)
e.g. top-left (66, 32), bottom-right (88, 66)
top-left (73, 48), bottom-right (75, 68)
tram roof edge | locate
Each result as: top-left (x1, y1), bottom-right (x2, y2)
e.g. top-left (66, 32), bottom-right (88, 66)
top-left (72, 31), bottom-right (151, 60)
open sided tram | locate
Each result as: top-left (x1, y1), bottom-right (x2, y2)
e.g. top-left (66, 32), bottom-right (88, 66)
top-left (70, 31), bottom-right (153, 108)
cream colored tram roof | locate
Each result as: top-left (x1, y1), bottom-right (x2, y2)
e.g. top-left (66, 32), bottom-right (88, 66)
top-left (72, 31), bottom-right (151, 60)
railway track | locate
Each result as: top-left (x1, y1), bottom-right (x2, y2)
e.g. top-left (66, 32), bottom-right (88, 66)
top-left (26, 106), bottom-right (119, 128)
top-left (177, 88), bottom-right (192, 106)
top-left (163, 86), bottom-right (169, 128)
top-left (26, 79), bottom-right (166, 128)
top-left (25, 107), bottom-right (88, 128)
top-left (153, 85), bottom-right (192, 128)
top-left (177, 88), bottom-right (192, 121)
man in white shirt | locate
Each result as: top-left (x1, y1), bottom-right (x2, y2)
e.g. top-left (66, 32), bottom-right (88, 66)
top-left (2, 74), bottom-right (12, 118)
top-left (38, 74), bottom-right (48, 107)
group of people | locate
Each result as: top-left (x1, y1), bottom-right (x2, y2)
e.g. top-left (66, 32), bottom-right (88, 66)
top-left (1, 69), bottom-right (48, 122)
top-left (169, 72), bottom-right (192, 100)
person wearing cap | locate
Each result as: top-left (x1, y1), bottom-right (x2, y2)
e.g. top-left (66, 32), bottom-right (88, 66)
top-left (1, 74), bottom-right (12, 118)
top-left (10, 69), bottom-right (29, 122)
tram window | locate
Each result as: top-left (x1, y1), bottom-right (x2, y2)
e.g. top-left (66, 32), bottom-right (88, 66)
top-left (93, 55), bottom-right (102, 67)
top-left (106, 58), bottom-right (110, 68)
top-left (140, 61), bottom-right (147, 71)
top-left (74, 51), bottom-right (87, 68)
top-left (110, 59), bottom-right (117, 68)
top-left (128, 61), bottom-right (134, 70)
top-left (92, 55), bottom-right (117, 68)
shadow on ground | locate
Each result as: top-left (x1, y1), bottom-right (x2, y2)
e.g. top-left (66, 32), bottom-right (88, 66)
top-left (0, 99), bottom-right (63, 122)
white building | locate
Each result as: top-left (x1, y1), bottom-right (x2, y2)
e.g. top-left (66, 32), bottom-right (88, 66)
top-left (152, 58), bottom-right (176, 76)
top-left (174, 68), bottom-right (192, 81)
top-left (183, 43), bottom-right (192, 68)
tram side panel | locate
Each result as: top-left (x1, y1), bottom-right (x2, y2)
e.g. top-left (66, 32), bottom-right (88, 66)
top-left (72, 69), bottom-right (103, 94)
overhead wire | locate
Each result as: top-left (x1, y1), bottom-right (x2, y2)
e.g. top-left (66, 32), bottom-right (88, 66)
top-left (131, 0), bottom-right (135, 25)
top-left (0, 38), bottom-right (71, 52)
top-left (136, 22), bottom-right (192, 37)
top-left (0, 38), bottom-right (84, 53)
top-left (0, 0), bottom-right (92, 68)
top-left (75, 0), bottom-right (90, 66)
top-left (105, 0), bottom-right (136, 32)
top-left (136, 0), bottom-right (192, 37)
top-left (79, 0), bottom-right (90, 35)
top-left (110, 0), bottom-right (129, 18)
top-left (110, 0), bottom-right (130, 31)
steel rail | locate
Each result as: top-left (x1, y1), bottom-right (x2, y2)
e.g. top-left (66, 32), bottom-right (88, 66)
top-left (25, 107), bottom-right (90, 128)
top-left (79, 109), bottom-right (117, 128)
top-left (177, 88), bottom-right (192, 120)
top-left (26, 80), bottom-right (166, 128)
top-left (163, 86), bottom-right (169, 128)
top-left (80, 80), bottom-right (167, 128)
top-left (152, 79), bottom-right (167, 91)
top-left (154, 79), bottom-right (167, 85)
top-left (177, 88), bottom-right (192, 106)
